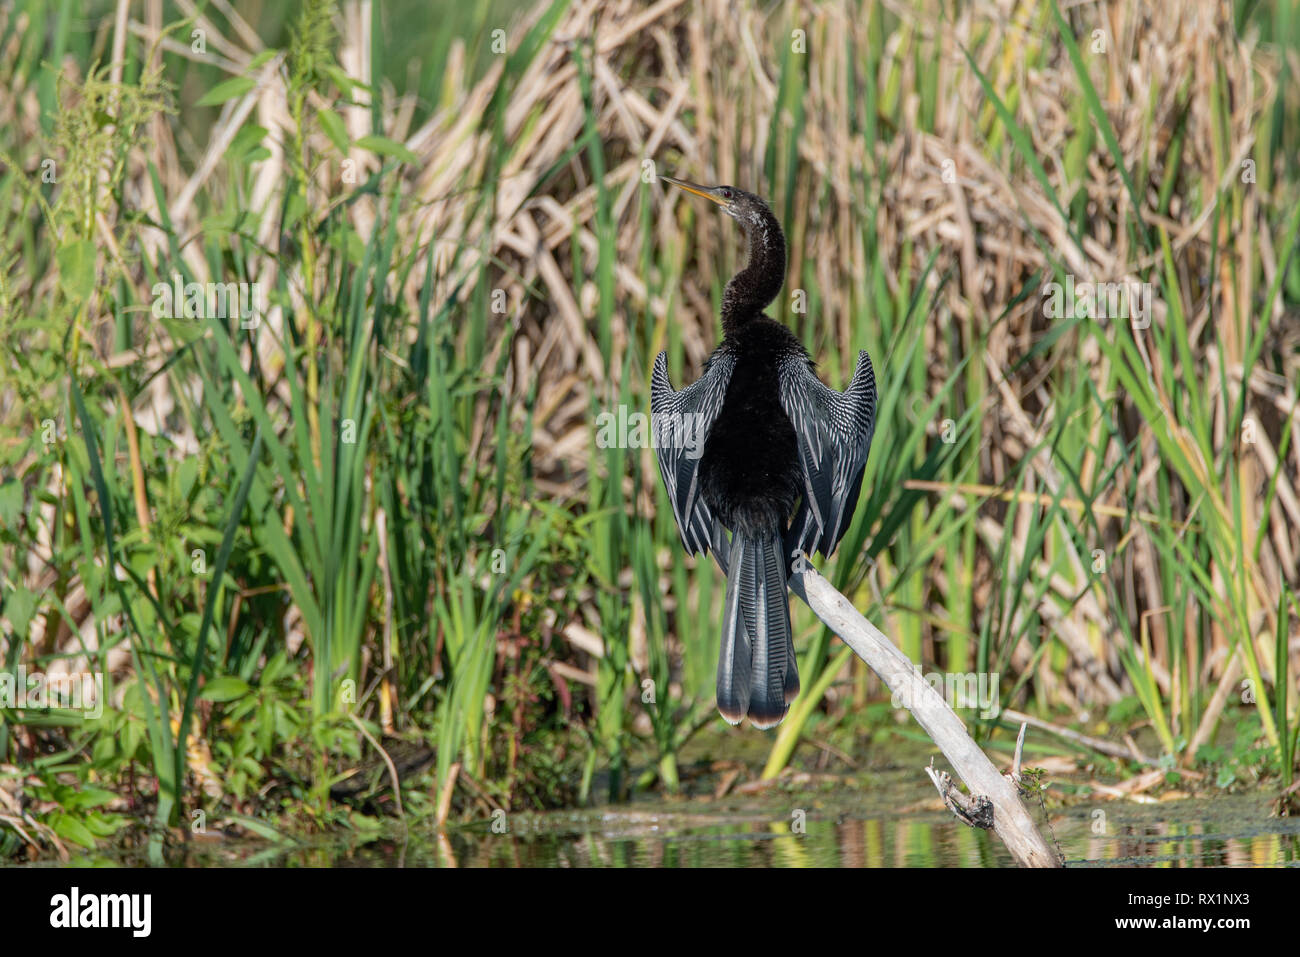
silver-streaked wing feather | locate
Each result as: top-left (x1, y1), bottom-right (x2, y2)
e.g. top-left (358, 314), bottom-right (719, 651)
top-left (650, 349), bottom-right (736, 564)
top-left (778, 349), bottom-right (877, 562)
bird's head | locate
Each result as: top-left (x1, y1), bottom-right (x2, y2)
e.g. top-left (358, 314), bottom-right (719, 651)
top-left (660, 175), bottom-right (771, 230)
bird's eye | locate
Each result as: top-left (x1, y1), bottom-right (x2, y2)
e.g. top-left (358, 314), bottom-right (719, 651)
top-left (721, 188), bottom-right (733, 199)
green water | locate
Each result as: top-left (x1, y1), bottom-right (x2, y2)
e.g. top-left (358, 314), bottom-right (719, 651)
top-left (32, 786), bottom-right (1300, 868)
top-left (250, 793), bottom-right (1300, 867)
top-left (18, 732), bottom-right (1300, 867)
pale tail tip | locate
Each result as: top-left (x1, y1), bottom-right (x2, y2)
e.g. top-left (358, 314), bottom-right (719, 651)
top-left (746, 709), bottom-right (788, 731)
top-left (717, 707), bottom-right (745, 726)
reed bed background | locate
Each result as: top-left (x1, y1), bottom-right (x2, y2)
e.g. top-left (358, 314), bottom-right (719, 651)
top-left (1, 0), bottom-right (1298, 860)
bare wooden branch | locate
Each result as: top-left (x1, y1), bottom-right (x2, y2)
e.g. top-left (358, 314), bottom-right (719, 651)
top-left (1001, 707), bottom-right (1152, 765)
top-left (1012, 721), bottom-right (1028, 782)
top-left (788, 563), bottom-right (1061, 868)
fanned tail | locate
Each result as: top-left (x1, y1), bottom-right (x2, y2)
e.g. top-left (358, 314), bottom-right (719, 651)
top-left (716, 529), bottom-right (797, 728)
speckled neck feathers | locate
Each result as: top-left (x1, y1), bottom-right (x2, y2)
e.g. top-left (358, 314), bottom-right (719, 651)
top-left (721, 201), bottom-right (786, 333)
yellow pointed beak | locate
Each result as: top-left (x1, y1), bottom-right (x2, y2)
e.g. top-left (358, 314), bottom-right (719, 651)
top-left (660, 175), bottom-right (729, 207)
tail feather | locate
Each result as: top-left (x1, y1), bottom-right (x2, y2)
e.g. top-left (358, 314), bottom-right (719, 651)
top-left (717, 529), bottom-right (796, 729)
top-left (715, 535), bottom-right (751, 725)
top-left (783, 625), bottom-right (800, 704)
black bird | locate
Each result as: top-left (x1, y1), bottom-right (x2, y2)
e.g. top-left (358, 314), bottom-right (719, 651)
top-left (651, 176), bottom-right (878, 729)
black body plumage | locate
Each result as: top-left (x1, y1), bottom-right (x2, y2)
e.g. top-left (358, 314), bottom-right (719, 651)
top-left (651, 177), bottom-right (878, 729)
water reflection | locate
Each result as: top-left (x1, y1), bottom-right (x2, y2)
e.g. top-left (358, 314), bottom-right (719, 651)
top-left (31, 792), bottom-right (1300, 868)
top-left (393, 795), bottom-right (1300, 868)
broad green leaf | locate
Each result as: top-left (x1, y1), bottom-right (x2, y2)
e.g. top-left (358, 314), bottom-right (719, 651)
top-left (199, 676), bottom-right (252, 702)
top-left (318, 107), bottom-right (350, 154)
top-left (356, 134), bottom-right (417, 165)
top-left (56, 240), bottom-right (96, 301)
top-left (49, 811), bottom-right (98, 849)
top-left (197, 74), bottom-right (257, 107)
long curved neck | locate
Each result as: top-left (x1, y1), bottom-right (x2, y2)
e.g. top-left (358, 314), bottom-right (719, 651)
top-left (721, 205), bottom-right (786, 333)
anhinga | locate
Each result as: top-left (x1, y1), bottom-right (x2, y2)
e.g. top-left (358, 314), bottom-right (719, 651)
top-left (651, 176), bottom-right (878, 729)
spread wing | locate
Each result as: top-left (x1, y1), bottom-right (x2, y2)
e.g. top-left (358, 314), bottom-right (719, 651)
top-left (650, 349), bottom-right (735, 568)
top-left (778, 349), bottom-right (877, 563)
